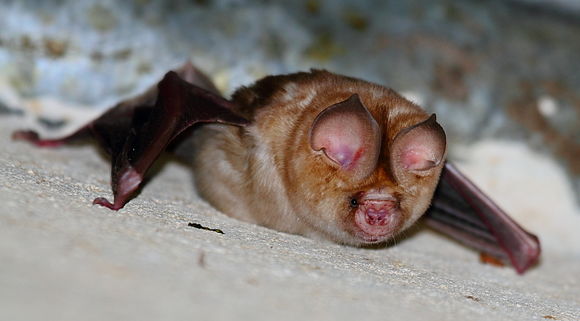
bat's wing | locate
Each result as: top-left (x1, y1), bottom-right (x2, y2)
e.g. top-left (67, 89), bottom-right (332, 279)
top-left (424, 162), bottom-right (541, 274)
top-left (13, 65), bottom-right (248, 210)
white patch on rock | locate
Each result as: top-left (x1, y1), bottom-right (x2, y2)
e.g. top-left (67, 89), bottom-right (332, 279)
top-left (401, 90), bottom-right (425, 106)
top-left (537, 95), bottom-right (558, 117)
top-left (454, 140), bottom-right (580, 255)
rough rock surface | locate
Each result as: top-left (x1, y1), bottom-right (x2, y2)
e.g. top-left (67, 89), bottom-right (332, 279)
top-left (1, 118), bottom-right (579, 321)
top-left (1, 0), bottom-right (578, 195)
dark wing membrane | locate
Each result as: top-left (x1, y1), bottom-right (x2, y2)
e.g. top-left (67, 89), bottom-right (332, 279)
top-left (424, 162), bottom-right (541, 274)
top-left (13, 65), bottom-right (248, 210)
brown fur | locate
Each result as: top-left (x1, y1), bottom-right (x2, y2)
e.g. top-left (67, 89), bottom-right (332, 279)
top-left (190, 70), bottom-right (446, 246)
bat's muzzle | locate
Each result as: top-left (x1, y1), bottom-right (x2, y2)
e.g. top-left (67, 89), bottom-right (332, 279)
top-left (354, 198), bottom-right (401, 243)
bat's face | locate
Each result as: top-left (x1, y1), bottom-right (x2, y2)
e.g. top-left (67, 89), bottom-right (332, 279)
top-left (276, 75), bottom-right (447, 246)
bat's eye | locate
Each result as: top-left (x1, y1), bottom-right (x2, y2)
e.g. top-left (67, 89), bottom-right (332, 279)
top-left (349, 198), bottom-right (359, 208)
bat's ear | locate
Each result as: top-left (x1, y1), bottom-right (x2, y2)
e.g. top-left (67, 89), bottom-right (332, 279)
top-left (390, 114), bottom-right (446, 180)
top-left (310, 94), bottom-right (381, 181)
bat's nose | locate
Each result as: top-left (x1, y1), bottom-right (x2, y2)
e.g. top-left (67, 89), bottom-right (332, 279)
top-left (354, 199), bottom-right (401, 243)
top-left (365, 207), bottom-right (388, 225)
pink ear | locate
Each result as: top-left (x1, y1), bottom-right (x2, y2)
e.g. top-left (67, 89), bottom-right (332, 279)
top-left (390, 114), bottom-right (446, 179)
top-left (310, 94), bottom-right (381, 181)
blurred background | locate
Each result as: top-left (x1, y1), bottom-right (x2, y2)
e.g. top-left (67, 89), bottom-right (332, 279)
top-left (0, 0), bottom-right (578, 248)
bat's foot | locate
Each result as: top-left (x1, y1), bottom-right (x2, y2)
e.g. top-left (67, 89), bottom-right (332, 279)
top-left (93, 197), bottom-right (124, 211)
top-left (12, 130), bottom-right (65, 147)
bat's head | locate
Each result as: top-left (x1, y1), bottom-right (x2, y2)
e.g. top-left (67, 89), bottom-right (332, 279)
top-left (284, 77), bottom-right (447, 246)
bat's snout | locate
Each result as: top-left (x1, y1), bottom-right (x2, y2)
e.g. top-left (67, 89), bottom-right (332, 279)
top-left (353, 197), bottom-right (401, 243)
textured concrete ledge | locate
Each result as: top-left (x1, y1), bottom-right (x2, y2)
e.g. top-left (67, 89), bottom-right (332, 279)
top-left (1, 117), bottom-right (578, 321)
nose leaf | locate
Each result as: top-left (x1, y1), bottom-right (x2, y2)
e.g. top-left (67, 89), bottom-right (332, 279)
top-left (366, 207), bottom-right (387, 225)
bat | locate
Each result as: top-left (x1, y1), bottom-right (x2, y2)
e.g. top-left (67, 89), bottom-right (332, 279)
top-left (12, 62), bottom-right (540, 274)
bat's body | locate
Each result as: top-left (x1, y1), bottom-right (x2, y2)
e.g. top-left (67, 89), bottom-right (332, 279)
top-left (189, 71), bottom-right (445, 245)
top-left (13, 63), bottom-right (540, 272)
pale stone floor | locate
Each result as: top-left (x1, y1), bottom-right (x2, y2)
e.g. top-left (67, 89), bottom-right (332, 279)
top-left (0, 117), bottom-right (578, 321)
